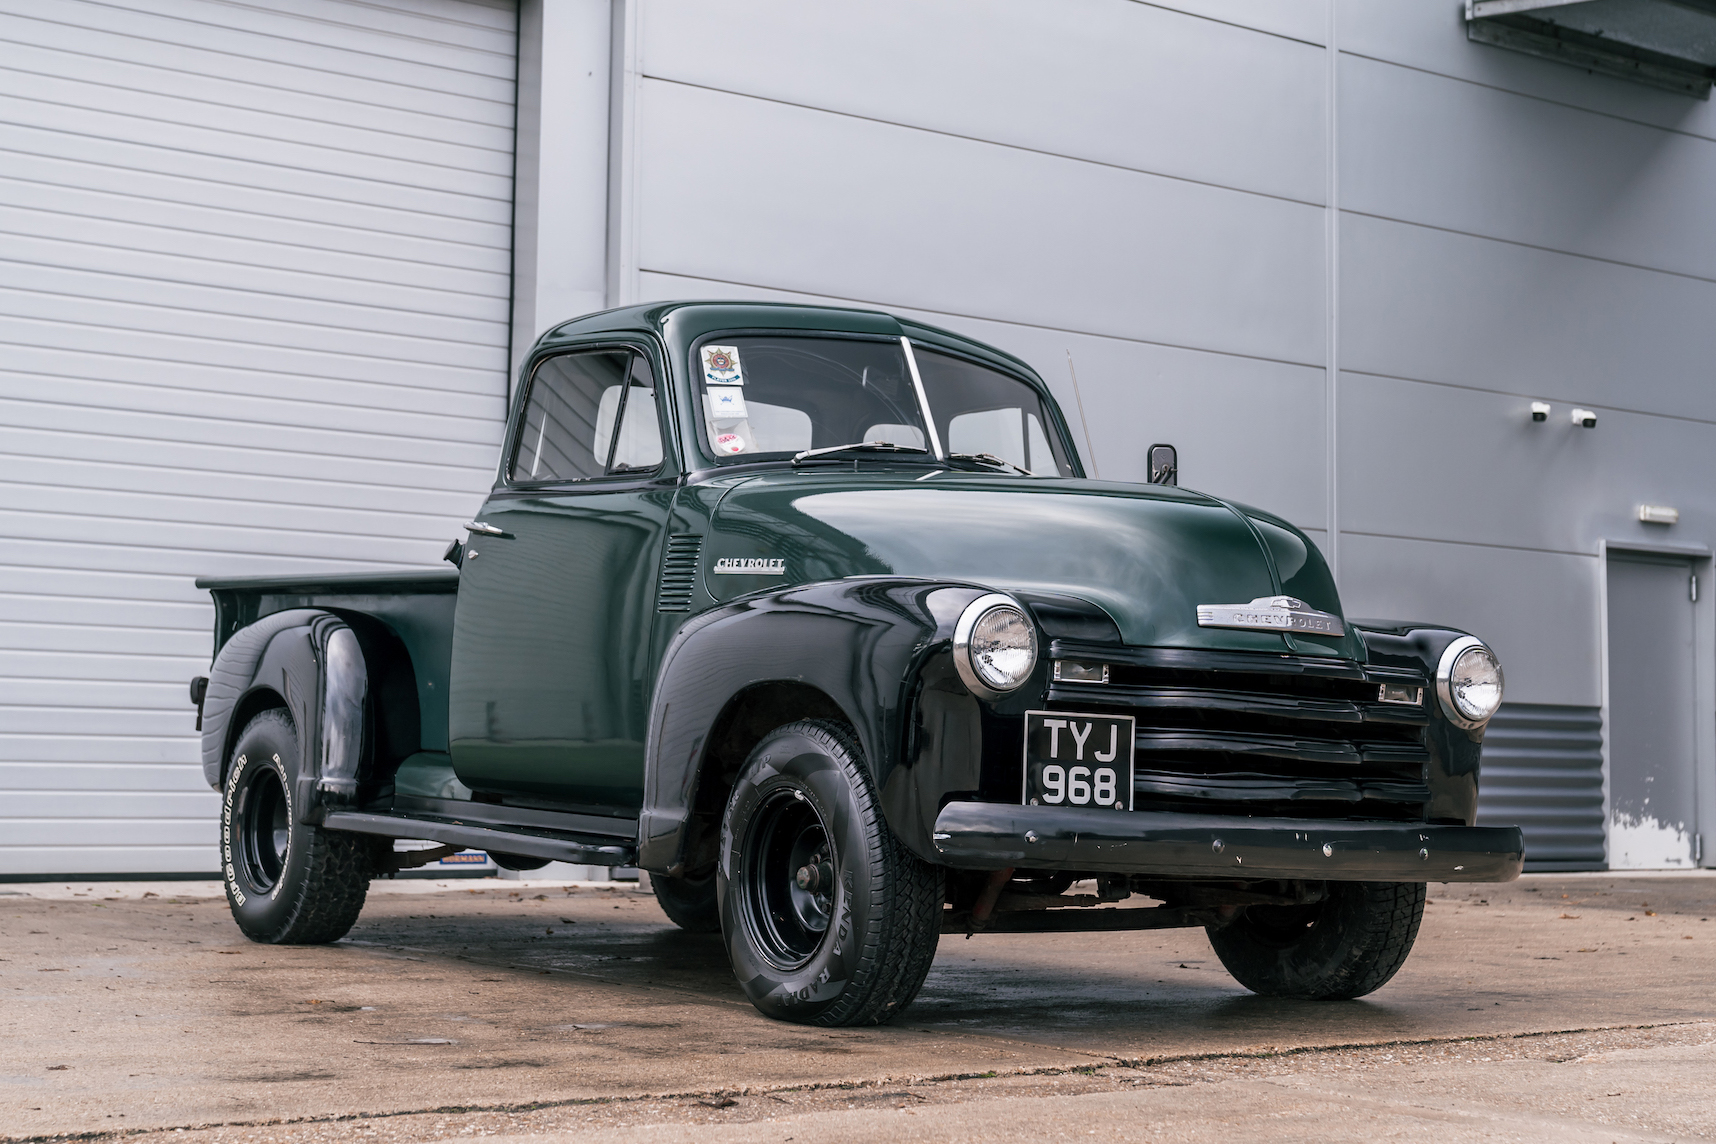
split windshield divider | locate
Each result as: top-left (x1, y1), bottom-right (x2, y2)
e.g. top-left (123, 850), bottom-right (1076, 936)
top-left (899, 336), bottom-right (946, 460)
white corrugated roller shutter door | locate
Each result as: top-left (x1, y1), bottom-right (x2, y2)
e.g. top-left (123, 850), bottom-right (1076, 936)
top-left (0, 0), bottom-right (516, 876)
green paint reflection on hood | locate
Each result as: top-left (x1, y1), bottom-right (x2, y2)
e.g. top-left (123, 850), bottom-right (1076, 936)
top-left (706, 472), bottom-right (1359, 658)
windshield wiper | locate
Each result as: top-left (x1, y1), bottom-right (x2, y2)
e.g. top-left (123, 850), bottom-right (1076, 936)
top-left (948, 451), bottom-right (1031, 475)
top-left (792, 441), bottom-right (930, 465)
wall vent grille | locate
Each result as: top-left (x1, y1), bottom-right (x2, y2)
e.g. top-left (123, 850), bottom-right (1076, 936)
top-left (657, 534), bottom-right (704, 612)
top-left (1475, 703), bottom-right (1606, 872)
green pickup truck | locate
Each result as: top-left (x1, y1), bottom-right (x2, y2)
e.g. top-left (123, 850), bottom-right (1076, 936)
top-left (193, 301), bottom-right (1520, 1026)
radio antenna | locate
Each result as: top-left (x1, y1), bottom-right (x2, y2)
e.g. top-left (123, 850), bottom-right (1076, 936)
top-left (1065, 350), bottom-right (1100, 478)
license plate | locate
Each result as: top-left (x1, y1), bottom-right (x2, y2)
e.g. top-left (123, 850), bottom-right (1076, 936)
top-left (1021, 710), bottom-right (1135, 810)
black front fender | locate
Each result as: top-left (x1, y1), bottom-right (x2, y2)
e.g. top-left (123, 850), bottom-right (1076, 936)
top-left (639, 578), bottom-right (992, 871)
top-left (1354, 619), bottom-right (1493, 825)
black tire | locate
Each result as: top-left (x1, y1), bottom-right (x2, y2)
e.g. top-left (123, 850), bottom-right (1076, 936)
top-left (222, 709), bottom-right (374, 944)
top-left (489, 852), bottom-right (550, 872)
top-left (718, 720), bottom-right (943, 1026)
top-left (1206, 881), bottom-right (1426, 1000)
top-left (653, 868), bottom-right (721, 932)
top-left (1010, 871), bottom-right (1076, 896)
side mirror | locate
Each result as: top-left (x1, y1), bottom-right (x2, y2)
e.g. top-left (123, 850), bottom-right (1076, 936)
top-left (1147, 443), bottom-right (1178, 486)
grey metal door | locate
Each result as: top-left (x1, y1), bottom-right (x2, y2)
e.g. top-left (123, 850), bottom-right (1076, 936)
top-left (1605, 552), bottom-right (1699, 868)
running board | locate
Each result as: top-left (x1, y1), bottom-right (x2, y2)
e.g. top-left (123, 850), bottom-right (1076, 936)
top-left (322, 811), bottom-right (636, 867)
top-left (942, 905), bottom-right (1224, 935)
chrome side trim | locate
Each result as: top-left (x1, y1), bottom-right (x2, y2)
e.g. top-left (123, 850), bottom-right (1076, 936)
top-left (1196, 595), bottom-right (1344, 637)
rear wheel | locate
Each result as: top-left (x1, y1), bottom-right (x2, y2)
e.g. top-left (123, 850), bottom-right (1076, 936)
top-left (222, 709), bottom-right (375, 944)
top-left (653, 868), bottom-right (720, 932)
top-left (1206, 881), bottom-right (1426, 1000)
top-left (489, 852), bottom-right (550, 872)
top-left (719, 720), bottom-right (943, 1026)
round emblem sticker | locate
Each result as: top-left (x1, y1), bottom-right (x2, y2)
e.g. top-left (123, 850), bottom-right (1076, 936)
top-left (716, 433), bottom-right (746, 455)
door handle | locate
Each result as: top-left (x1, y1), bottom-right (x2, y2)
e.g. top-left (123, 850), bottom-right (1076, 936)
top-left (464, 521), bottom-right (509, 537)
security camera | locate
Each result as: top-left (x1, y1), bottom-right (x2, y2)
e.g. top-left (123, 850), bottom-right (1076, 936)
top-left (1530, 402), bottom-right (1550, 422)
top-left (1571, 408), bottom-right (1597, 428)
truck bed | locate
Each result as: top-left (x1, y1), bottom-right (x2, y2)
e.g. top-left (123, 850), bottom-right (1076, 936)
top-left (198, 567), bottom-right (459, 754)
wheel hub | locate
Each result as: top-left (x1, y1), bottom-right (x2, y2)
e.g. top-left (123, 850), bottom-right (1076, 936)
top-left (236, 767), bottom-right (289, 893)
top-left (742, 786), bottom-right (836, 969)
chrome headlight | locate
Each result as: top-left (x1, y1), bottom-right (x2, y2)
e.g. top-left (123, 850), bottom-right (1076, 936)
top-left (1436, 636), bottom-right (1504, 729)
top-left (953, 593), bottom-right (1038, 697)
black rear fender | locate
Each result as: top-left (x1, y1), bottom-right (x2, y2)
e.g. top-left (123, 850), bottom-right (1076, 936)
top-left (200, 609), bottom-right (368, 824)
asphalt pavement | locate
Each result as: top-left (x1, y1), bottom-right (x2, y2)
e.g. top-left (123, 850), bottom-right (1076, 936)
top-left (3, 872), bottom-right (1714, 1142)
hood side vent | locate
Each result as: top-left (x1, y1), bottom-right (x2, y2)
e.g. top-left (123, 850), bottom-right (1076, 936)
top-left (657, 534), bottom-right (704, 612)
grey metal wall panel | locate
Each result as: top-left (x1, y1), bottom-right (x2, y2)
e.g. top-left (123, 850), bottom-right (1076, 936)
top-left (640, 0), bottom-right (1327, 204)
top-left (636, 270), bottom-right (1329, 533)
top-left (633, 78), bottom-right (1326, 367)
top-left (1339, 212), bottom-right (1716, 422)
top-left (1339, 533), bottom-right (1602, 707)
top-left (1476, 704), bottom-right (1606, 870)
top-left (1337, 0), bottom-right (1716, 142)
top-left (1341, 53), bottom-right (1716, 283)
top-left (1338, 373), bottom-right (1716, 559)
top-left (1154, 0), bottom-right (1328, 45)
top-left (0, 0), bottom-right (515, 876)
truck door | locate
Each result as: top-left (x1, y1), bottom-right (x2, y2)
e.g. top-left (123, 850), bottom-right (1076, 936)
top-left (449, 346), bottom-right (674, 817)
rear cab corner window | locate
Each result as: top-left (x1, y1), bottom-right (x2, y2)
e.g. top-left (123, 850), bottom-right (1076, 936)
top-left (511, 348), bottom-right (666, 483)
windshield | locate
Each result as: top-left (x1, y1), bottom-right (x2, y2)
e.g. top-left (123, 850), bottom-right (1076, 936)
top-left (694, 336), bottom-right (929, 463)
top-left (911, 347), bottom-right (1074, 476)
top-left (690, 333), bottom-right (1073, 475)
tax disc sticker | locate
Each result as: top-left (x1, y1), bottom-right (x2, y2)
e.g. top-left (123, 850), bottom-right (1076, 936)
top-left (715, 432), bottom-right (746, 454)
top-left (706, 386), bottom-right (747, 419)
top-left (702, 344), bottom-right (744, 385)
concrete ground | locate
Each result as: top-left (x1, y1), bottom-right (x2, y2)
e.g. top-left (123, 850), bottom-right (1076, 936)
top-left (3, 872), bottom-right (1714, 1142)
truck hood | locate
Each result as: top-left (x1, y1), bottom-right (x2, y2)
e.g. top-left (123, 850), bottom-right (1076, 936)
top-left (704, 470), bottom-right (1361, 659)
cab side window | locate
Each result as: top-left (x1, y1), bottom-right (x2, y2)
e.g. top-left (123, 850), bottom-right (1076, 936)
top-left (598, 354), bottom-right (664, 473)
top-left (511, 350), bottom-right (663, 482)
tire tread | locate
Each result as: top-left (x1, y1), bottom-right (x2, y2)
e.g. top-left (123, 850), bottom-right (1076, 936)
top-left (1207, 880), bottom-right (1425, 1000)
top-left (736, 720), bottom-right (943, 1027)
top-left (225, 709), bottom-right (373, 945)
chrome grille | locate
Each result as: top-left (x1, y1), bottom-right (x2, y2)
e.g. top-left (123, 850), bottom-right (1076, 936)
top-left (1045, 641), bottom-right (1432, 821)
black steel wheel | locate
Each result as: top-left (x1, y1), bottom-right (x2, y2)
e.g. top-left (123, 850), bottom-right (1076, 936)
top-left (719, 720), bottom-right (943, 1026)
top-left (222, 709), bottom-right (375, 944)
top-left (1206, 881), bottom-right (1426, 1000)
top-left (742, 786), bottom-right (839, 966)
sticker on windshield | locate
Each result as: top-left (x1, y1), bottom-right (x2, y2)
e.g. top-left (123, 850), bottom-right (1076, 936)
top-left (715, 432), bottom-right (747, 455)
top-left (706, 386), bottom-right (747, 419)
top-left (702, 344), bottom-right (744, 385)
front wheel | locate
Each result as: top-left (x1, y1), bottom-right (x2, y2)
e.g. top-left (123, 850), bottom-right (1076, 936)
top-left (719, 720), bottom-right (943, 1026)
top-left (222, 709), bottom-right (375, 944)
top-left (1206, 881), bottom-right (1426, 1000)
